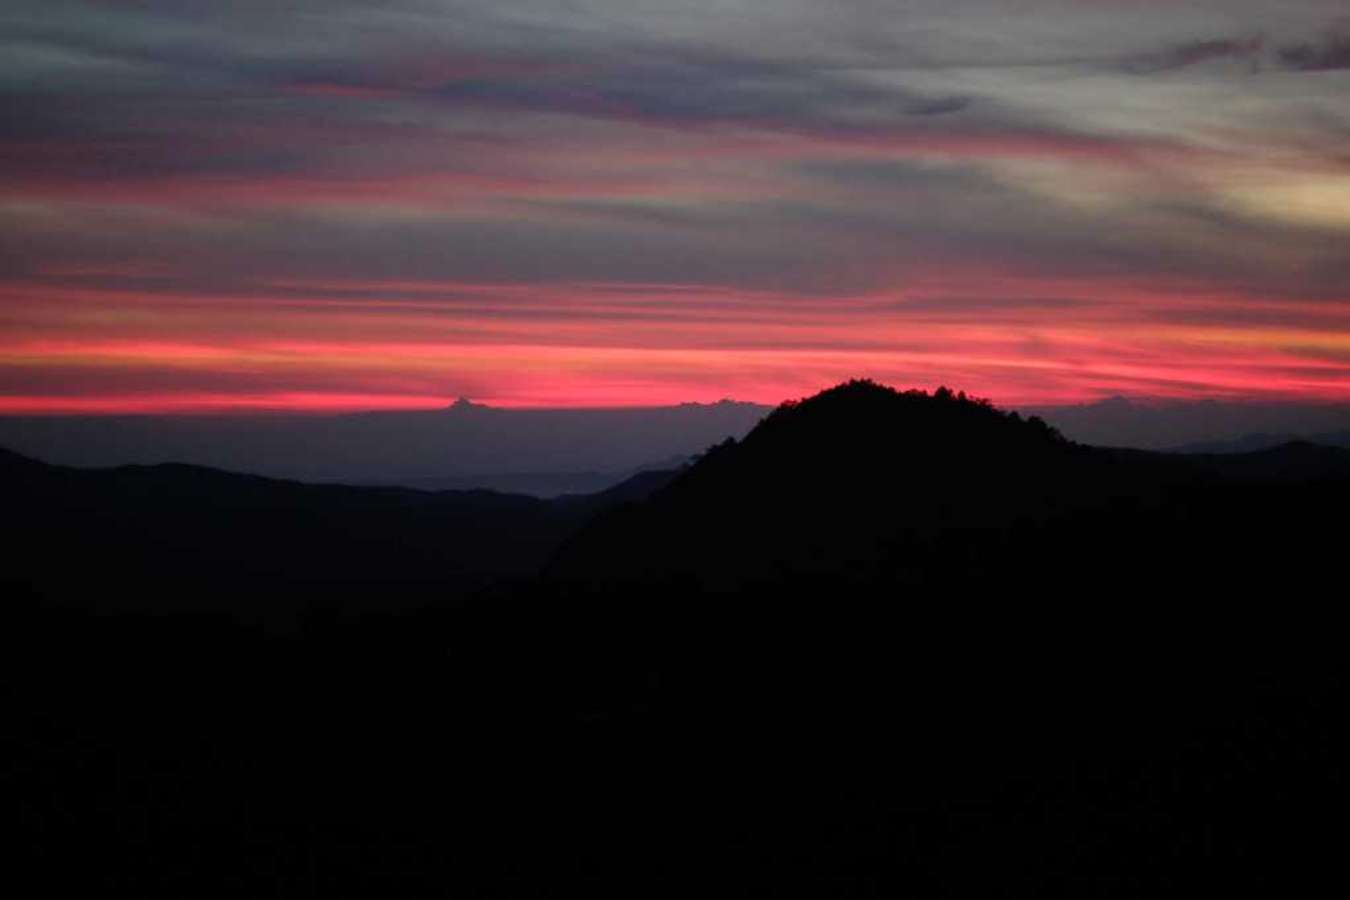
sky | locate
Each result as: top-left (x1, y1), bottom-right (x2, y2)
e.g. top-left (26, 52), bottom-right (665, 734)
top-left (3, 1), bottom-right (1349, 412)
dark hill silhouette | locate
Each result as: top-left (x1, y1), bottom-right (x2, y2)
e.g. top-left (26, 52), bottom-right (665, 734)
top-left (550, 380), bottom-right (1349, 597)
top-left (1198, 437), bottom-right (1350, 482)
top-left (1171, 428), bottom-right (1350, 455)
top-left (6, 381), bottom-right (1348, 897)
top-left (0, 447), bottom-right (677, 626)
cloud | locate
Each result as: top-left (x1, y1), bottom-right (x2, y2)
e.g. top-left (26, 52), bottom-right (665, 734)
top-left (1278, 33), bottom-right (1350, 71)
top-left (3, 1), bottom-right (1350, 408)
top-left (1121, 36), bottom-right (1264, 74)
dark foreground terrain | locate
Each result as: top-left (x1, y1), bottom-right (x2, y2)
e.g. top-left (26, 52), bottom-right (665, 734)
top-left (4, 381), bottom-right (1346, 897)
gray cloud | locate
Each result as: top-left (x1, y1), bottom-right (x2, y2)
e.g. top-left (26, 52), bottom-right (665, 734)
top-left (1278, 33), bottom-right (1350, 70)
top-left (3, 2), bottom-right (1350, 327)
top-left (1120, 36), bottom-right (1264, 74)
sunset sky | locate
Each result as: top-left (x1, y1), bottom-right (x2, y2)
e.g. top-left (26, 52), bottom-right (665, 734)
top-left (3, 1), bottom-right (1349, 412)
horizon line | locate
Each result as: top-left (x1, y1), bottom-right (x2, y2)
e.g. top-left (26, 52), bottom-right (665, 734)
top-left (4, 386), bottom-right (1350, 417)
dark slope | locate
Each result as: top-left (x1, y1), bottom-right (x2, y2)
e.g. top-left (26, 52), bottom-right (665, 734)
top-left (0, 447), bottom-right (674, 624)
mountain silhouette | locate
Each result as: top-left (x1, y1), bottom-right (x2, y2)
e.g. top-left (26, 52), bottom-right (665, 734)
top-left (0, 446), bottom-right (676, 626)
top-left (0, 399), bottom-right (770, 489)
top-left (1174, 428), bottom-right (1350, 455)
top-left (550, 379), bottom-right (1350, 598)
top-left (6, 380), bottom-right (1347, 898)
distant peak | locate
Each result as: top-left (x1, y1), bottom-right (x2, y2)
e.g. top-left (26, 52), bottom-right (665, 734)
top-left (679, 398), bottom-right (754, 409)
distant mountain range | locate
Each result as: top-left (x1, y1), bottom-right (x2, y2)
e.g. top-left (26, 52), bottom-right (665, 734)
top-left (9, 379), bottom-right (1348, 624)
top-left (5, 393), bottom-right (1350, 494)
top-left (1025, 395), bottom-right (1350, 449)
top-left (1171, 429), bottom-right (1350, 454)
top-left (0, 399), bottom-right (766, 495)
